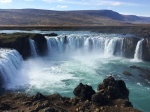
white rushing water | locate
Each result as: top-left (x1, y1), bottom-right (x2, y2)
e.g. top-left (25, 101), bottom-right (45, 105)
top-left (0, 49), bottom-right (23, 87)
top-left (29, 39), bottom-right (38, 57)
top-left (46, 34), bottom-right (125, 57)
top-left (134, 39), bottom-right (144, 60)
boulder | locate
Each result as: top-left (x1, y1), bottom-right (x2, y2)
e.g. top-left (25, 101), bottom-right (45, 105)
top-left (97, 76), bottom-right (129, 100)
top-left (73, 83), bottom-right (95, 101)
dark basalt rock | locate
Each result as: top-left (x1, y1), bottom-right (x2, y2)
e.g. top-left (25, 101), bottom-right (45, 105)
top-left (73, 83), bottom-right (95, 101)
top-left (97, 76), bottom-right (129, 100)
top-left (122, 37), bottom-right (140, 58)
top-left (0, 33), bottom-right (31, 59)
top-left (91, 92), bottom-right (107, 106)
top-left (0, 33), bottom-right (47, 59)
top-left (142, 38), bottom-right (150, 61)
top-left (29, 34), bottom-right (47, 56)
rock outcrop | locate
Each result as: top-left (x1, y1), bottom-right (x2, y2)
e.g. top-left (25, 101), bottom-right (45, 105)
top-left (97, 76), bottom-right (129, 100)
top-left (142, 38), bottom-right (150, 61)
top-left (0, 33), bottom-right (31, 59)
top-left (29, 34), bottom-right (47, 56)
top-left (0, 76), bottom-right (141, 112)
top-left (0, 33), bottom-right (47, 59)
top-left (122, 37), bottom-right (140, 58)
top-left (73, 83), bottom-right (95, 101)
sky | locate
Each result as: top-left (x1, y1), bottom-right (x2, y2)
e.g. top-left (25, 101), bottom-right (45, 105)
top-left (0, 0), bottom-right (150, 17)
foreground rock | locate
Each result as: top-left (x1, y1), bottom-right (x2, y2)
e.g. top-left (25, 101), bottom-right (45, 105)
top-left (0, 76), bottom-right (141, 112)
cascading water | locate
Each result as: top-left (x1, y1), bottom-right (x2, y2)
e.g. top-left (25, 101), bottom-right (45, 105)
top-left (29, 39), bottom-right (38, 57)
top-left (46, 34), bottom-right (125, 57)
top-left (0, 49), bottom-right (23, 87)
top-left (134, 39), bottom-right (144, 60)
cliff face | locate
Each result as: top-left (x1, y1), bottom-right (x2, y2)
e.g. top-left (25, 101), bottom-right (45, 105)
top-left (29, 34), bottom-right (47, 56)
top-left (0, 33), bottom-right (47, 59)
top-left (122, 37), bottom-right (140, 58)
top-left (0, 34), bottom-right (31, 59)
top-left (142, 38), bottom-right (150, 61)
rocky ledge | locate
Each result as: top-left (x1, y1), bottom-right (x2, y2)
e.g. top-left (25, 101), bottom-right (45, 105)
top-left (0, 76), bottom-right (141, 112)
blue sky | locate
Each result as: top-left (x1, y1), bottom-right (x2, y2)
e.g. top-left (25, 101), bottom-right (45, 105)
top-left (0, 0), bottom-right (149, 17)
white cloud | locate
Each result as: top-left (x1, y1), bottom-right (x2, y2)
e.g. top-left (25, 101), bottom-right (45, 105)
top-left (57, 5), bottom-right (67, 8)
top-left (0, 0), bottom-right (12, 3)
top-left (111, 2), bottom-right (122, 6)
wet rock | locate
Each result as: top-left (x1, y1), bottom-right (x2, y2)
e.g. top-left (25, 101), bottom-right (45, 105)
top-left (117, 80), bottom-right (129, 99)
top-left (73, 83), bottom-right (95, 101)
top-left (142, 38), bottom-right (150, 61)
top-left (29, 33), bottom-right (47, 56)
top-left (97, 76), bottom-right (129, 100)
top-left (123, 37), bottom-right (140, 58)
top-left (122, 71), bottom-right (132, 76)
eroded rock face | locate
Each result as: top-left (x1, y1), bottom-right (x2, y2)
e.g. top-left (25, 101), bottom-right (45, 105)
top-left (29, 34), bottom-right (47, 56)
top-left (142, 38), bottom-right (150, 61)
top-left (122, 37), bottom-right (140, 58)
top-left (0, 33), bottom-right (47, 59)
top-left (0, 33), bottom-right (31, 59)
top-left (97, 76), bottom-right (129, 100)
top-left (73, 83), bottom-right (95, 101)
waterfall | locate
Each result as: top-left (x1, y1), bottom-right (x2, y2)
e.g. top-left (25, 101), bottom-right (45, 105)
top-left (46, 35), bottom-right (124, 57)
top-left (29, 39), bottom-right (38, 57)
top-left (134, 39), bottom-right (144, 60)
top-left (0, 49), bottom-right (23, 87)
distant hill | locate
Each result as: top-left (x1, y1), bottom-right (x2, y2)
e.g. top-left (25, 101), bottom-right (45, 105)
top-left (0, 9), bottom-right (150, 26)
